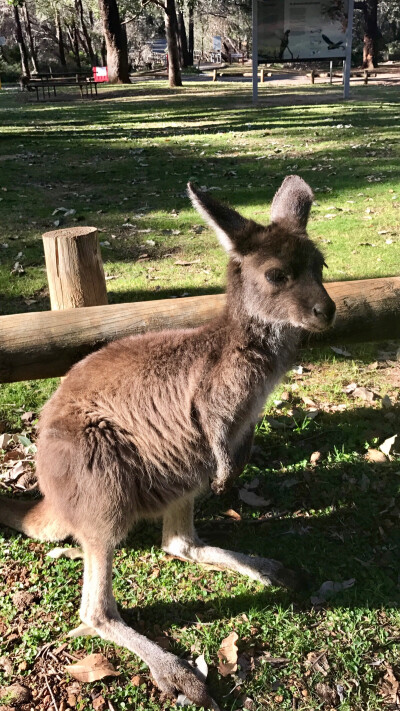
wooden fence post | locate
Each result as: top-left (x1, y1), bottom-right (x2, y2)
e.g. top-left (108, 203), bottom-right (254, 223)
top-left (42, 226), bottom-right (108, 310)
top-left (260, 68), bottom-right (265, 83)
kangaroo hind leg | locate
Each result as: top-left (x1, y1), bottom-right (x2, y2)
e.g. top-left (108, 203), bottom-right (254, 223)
top-left (162, 496), bottom-right (298, 589)
top-left (70, 537), bottom-right (214, 709)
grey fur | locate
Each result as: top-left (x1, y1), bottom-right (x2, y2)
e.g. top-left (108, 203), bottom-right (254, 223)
top-left (0, 176), bottom-right (335, 708)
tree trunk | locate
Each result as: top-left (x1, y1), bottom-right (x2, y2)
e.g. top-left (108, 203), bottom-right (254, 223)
top-left (165, 0), bottom-right (182, 87)
top-left (23, 3), bottom-right (39, 73)
top-left (55, 10), bottom-right (67, 67)
top-left (98, 0), bottom-right (130, 83)
top-left (187, 0), bottom-right (194, 65)
top-left (76, 0), bottom-right (96, 64)
top-left (101, 37), bottom-right (107, 66)
top-left (178, 10), bottom-right (190, 67)
top-left (71, 19), bottom-right (81, 68)
top-left (362, 0), bottom-right (379, 68)
top-left (13, 4), bottom-right (30, 78)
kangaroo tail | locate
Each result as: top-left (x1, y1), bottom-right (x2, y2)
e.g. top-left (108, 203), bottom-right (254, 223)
top-left (0, 497), bottom-right (69, 542)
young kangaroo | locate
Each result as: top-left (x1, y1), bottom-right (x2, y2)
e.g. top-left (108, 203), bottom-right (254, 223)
top-left (0, 176), bottom-right (335, 708)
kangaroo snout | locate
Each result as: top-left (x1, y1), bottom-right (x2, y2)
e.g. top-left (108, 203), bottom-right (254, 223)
top-left (311, 292), bottom-right (336, 330)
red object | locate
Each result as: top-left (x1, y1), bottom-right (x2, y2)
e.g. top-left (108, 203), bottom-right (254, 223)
top-left (92, 67), bottom-right (109, 82)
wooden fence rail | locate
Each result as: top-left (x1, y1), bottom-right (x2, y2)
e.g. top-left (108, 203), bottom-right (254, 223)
top-left (0, 276), bottom-right (399, 383)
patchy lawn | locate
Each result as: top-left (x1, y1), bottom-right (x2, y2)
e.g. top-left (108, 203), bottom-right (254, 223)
top-left (0, 81), bottom-right (399, 711)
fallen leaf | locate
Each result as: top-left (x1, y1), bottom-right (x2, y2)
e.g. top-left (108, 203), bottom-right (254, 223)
top-left (310, 451), bottom-right (321, 466)
top-left (381, 394), bottom-right (392, 408)
top-left (331, 346), bottom-right (352, 357)
top-left (352, 386), bottom-right (378, 403)
top-left (244, 477), bottom-right (260, 490)
top-left (0, 433), bottom-right (12, 449)
top-left (302, 396), bottom-right (317, 407)
top-left (311, 578), bottom-right (355, 605)
top-left (380, 664), bottom-right (400, 704)
top-left (92, 695), bottom-right (106, 710)
top-left (239, 489), bottom-right (270, 507)
top-left (365, 449), bottom-right (387, 463)
top-left (217, 631), bottom-right (239, 677)
top-left (174, 260), bottom-right (201, 266)
top-left (344, 382), bottom-right (358, 394)
top-left (131, 674), bottom-right (146, 688)
top-left (314, 682), bottom-right (338, 705)
top-left (65, 653), bottom-right (119, 683)
top-left (305, 651), bottom-right (329, 676)
top-left (379, 434), bottom-right (398, 457)
top-left (223, 509), bottom-right (241, 520)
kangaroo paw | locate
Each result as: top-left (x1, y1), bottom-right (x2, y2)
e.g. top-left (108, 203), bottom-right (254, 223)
top-left (68, 622), bottom-right (97, 638)
top-left (251, 556), bottom-right (300, 590)
top-left (47, 547), bottom-right (83, 560)
top-left (150, 653), bottom-right (215, 709)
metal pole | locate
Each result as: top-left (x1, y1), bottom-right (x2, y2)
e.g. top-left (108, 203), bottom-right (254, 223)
top-left (252, 0), bottom-right (258, 104)
top-left (343, 0), bottom-right (354, 99)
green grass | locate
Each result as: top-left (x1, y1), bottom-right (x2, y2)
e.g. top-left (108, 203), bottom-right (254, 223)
top-left (0, 81), bottom-right (399, 710)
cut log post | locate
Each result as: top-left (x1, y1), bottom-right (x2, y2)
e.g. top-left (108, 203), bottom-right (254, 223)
top-left (42, 226), bottom-right (108, 310)
top-left (0, 277), bottom-right (399, 383)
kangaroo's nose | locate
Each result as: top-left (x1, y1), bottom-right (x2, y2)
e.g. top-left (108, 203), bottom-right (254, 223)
top-left (313, 298), bottom-right (336, 324)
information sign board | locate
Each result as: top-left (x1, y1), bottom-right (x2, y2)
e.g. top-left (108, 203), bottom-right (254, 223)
top-left (257, 0), bottom-right (349, 62)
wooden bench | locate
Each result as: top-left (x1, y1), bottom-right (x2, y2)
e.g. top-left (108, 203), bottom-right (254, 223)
top-left (23, 74), bottom-right (98, 101)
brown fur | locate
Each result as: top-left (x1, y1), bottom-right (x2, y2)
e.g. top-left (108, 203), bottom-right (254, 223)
top-left (0, 176), bottom-right (335, 708)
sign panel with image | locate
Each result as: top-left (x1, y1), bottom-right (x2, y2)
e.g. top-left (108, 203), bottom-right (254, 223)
top-left (257, 0), bottom-right (349, 62)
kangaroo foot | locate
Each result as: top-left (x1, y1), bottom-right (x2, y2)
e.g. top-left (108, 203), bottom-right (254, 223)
top-left (68, 622), bottom-right (97, 638)
top-left (47, 546), bottom-right (83, 560)
top-left (149, 652), bottom-right (216, 709)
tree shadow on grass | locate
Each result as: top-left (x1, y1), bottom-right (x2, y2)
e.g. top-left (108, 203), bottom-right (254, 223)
top-left (115, 405), bottom-right (400, 619)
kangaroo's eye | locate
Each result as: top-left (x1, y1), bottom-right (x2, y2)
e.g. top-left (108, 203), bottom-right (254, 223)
top-left (265, 268), bottom-right (287, 285)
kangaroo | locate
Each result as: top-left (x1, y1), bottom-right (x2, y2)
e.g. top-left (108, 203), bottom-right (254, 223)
top-left (0, 176), bottom-right (335, 708)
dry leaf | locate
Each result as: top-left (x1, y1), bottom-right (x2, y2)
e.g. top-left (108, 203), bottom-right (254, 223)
top-left (65, 653), bottom-right (120, 683)
top-left (381, 394), bottom-right (392, 408)
top-left (344, 382), bottom-right (358, 394)
top-left (223, 509), bottom-right (241, 520)
top-left (379, 434), bottom-right (397, 457)
top-left (217, 631), bottom-right (239, 676)
top-left (310, 451), bottom-right (321, 466)
top-left (314, 682), bottom-right (338, 705)
top-left (331, 346), bottom-right (352, 357)
top-left (239, 489), bottom-right (270, 507)
top-left (311, 578), bottom-right (355, 605)
top-left (92, 695), bottom-right (106, 711)
top-left (352, 386), bottom-right (378, 403)
top-left (365, 449), bottom-right (387, 463)
top-left (302, 396), bottom-right (317, 407)
top-left (174, 260), bottom-right (201, 266)
top-left (0, 433), bottom-right (12, 450)
top-left (305, 651), bottom-right (329, 676)
top-left (380, 664), bottom-right (400, 704)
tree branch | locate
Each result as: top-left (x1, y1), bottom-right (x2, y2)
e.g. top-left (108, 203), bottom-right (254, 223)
top-left (121, 0), bottom-right (152, 25)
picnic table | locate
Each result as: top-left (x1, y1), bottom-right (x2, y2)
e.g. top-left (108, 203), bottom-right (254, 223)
top-left (23, 73), bottom-right (98, 101)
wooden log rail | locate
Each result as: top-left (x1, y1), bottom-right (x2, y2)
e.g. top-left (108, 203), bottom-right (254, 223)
top-left (0, 277), bottom-right (399, 383)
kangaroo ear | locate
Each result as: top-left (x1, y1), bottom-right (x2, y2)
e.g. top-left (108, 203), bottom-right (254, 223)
top-left (188, 182), bottom-right (253, 255)
top-left (270, 175), bottom-right (314, 230)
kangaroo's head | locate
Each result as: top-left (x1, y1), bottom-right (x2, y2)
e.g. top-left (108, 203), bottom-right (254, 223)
top-left (188, 176), bottom-right (336, 333)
